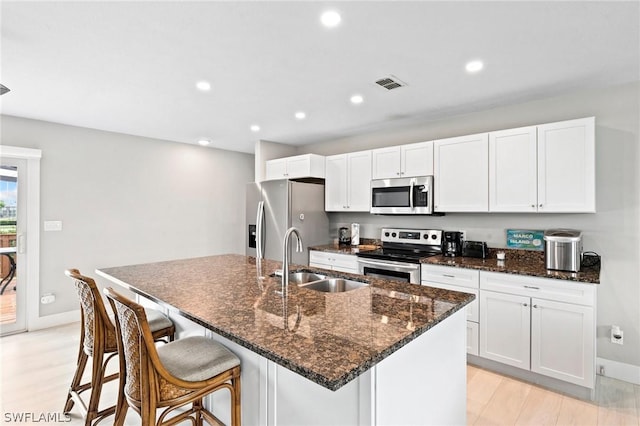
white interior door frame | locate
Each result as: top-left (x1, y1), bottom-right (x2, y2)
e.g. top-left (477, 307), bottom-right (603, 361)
top-left (0, 145), bottom-right (41, 331)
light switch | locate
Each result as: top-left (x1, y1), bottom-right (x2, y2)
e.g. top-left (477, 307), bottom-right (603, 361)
top-left (44, 220), bottom-right (63, 231)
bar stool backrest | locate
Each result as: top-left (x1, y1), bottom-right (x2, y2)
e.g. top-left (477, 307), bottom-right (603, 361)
top-left (106, 288), bottom-right (155, 404)
top-left (65, 268), bottom-right (116, 355)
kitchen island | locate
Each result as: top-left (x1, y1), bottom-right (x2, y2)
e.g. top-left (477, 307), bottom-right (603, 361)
top-left (97, 254), bottom-right (474, 425)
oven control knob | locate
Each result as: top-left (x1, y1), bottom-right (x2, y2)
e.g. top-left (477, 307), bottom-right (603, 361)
top-left (423, 234), bottom-right (429, 239)
top-left (384, 232), bottom-right (390, 237)
top-left (392, 232), bottom-right (397, 238)
top-left (431, 234), bottom-right (438, 239)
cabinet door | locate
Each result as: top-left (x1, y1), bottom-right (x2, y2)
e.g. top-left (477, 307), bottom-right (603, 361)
top-left (537, 117), bottom-right (595, 212)
top-left (325, 154), bottom-right (348, 211)
top-left (434, 133), bottom-right (489, 212)
top-left (479, 290), bottom-right (531, 370)
top-left (401, 141), bottom-right (434, 177)
top-left (489, 126), bottom-right (538, 212)
top-left (265, 158), bottom-right (287, 180)
top-left (286, 156), bottom-right (311, 179)
top-left (372, 147), bottom-right (401, 179)
top-left (347, 151), bottom-right (372, 211)
top-left (467, 321), bottom-right (479, 356)
top-left (531, 298), bottom-right (595, 388)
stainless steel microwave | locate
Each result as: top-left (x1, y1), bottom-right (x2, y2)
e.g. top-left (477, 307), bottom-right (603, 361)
top-left (370, 176), bottom-right (434, 214)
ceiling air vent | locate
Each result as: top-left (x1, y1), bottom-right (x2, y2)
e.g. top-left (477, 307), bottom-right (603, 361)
top-left (375, 76), bottom-right (406, 91)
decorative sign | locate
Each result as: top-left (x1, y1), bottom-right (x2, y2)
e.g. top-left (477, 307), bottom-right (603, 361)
top-left (506, 229), bottom-right (544, 250)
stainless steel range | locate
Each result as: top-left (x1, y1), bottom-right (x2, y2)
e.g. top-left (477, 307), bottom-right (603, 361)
top-left (357, 228), bottom-right (442, 284)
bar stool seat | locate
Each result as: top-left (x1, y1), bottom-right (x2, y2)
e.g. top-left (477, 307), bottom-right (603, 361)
top-left (105, 286), bottom-right (241, 426)
top-left (63, 269), bottom-right (175, 425)
top-left (158, 336), bottom-right (240, 383)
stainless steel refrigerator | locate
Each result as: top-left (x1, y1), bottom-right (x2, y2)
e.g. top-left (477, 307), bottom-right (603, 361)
top-left (246, 180), bottom-right (329, 266)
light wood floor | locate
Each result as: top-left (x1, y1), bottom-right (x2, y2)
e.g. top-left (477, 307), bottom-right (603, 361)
top-left (1, 322), bottom-right (639, 425)
top-left (0, 283), bottom-right (16, 325)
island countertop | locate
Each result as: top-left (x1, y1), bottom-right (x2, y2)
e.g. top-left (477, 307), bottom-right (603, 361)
top-left (97, 254), bottom-right (473, 391)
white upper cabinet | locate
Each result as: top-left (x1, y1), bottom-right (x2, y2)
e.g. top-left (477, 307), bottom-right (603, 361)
top-left (489, 126), bottom-right (538, 212)
top-left (325, 150), bottom-right (372, 212)
top-left (488, 117), bottom-right (595, 213)
top-left (264, 154), bottom-right (325, 181)
top-left (434, 133), bottom-right (489, 212)
top-left (372, 141), bottom-right (433, 179)
top-left (537, 117), bottom-right (595, 212)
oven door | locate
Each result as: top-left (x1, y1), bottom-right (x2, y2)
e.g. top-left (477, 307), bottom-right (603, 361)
top-left (357, 258), bottom-right (421, 284)
top-left (370, 176), bottom-right (433, 214)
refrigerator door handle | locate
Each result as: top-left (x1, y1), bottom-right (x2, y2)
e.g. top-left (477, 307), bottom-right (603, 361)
top-left (256, 201), bottom-right (265, 259)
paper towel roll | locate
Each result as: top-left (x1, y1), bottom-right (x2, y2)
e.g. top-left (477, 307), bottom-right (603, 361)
top-left (351, 223), bottom-right (360, 246)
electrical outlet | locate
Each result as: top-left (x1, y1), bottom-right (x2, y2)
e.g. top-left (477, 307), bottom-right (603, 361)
top-left (598, 365), bottom-right (605, 376)
top-left (611, 325), bottom-right (624, 345)
top-left (40, 293), bottom-right (55, 304)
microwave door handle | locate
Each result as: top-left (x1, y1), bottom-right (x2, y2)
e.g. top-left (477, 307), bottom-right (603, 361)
top-left (409, 180), bottom-right (414, 209)
top-left (256, 201), bottom-right (265, 259)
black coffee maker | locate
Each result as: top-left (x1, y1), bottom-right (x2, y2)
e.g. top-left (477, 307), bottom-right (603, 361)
top-left (443, 231), bottom-right (463, 257)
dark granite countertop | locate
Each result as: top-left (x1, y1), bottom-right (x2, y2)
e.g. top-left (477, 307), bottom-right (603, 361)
top-left (312, 243), bottom-right (600, 284)
top-left (308, 242), bottom-right (379, 255)
top-left (421, 249), bottom-right (600, 284)
top-left (97, 254), bottom-right (473, 391)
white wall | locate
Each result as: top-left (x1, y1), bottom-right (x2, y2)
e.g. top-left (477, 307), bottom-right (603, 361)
top-left (300, 81), bottom-right (640, 370)
top-left (0, 115), bottom-right (254, 319)
top-left (254, 139), bottom-right (298, 182)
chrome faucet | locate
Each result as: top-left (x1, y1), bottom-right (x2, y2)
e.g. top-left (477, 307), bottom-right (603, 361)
top-left (282, 227), bottom-right (303, 295)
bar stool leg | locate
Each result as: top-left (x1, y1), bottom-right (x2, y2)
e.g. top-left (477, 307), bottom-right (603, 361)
top-left (63, 346), bottom-right (89, 414)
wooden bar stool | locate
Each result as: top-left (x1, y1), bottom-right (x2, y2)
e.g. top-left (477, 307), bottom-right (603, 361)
top-left (104, 286), bottom-right (242, 426)
top-left (64, 269), bottom-right (175, 425)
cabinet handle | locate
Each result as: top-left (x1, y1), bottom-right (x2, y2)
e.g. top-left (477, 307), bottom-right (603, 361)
top-left (531, 204), bottom-right (535, 208)
top-left (443, 274), bottom-right (455, 278)
top-left (539, 204), bottom-right (543, 207)
top-left (533, 304), bottom-right (539, 308)
top-left (524, 285), bottom-right (540, 290)
top-left (523, 303), bottom-right (528, 307)
top-left (396, 172), bottom-right (400, 176)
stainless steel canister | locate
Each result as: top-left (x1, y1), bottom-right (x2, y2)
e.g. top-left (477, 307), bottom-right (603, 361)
top-left (543, 229), bottom-right (583, 272)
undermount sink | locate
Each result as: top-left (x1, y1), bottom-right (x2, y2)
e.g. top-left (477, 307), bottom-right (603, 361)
top-left (287, 271), bottom-right (327, 285)
top-left (270, 271), bottom-right (369, 293)
top-left (299, 278), bottom-right (369, 293)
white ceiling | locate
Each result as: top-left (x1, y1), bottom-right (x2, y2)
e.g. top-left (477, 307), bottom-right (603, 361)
top-left (1, 1), bottom-right (638, 154)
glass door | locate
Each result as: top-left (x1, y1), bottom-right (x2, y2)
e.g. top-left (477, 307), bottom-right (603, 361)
top-left (0, 159), bottom-right (26, 335)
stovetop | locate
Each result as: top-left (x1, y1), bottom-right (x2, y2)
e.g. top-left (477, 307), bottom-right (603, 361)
top-left (357, 228), bottom-right (443, 264)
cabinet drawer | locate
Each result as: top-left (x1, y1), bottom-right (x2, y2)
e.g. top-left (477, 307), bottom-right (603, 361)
top-left (309, 250), bottom-right (331, 267)
top-left (422, 281), bottom-right (479, 322)
top-left (330, 253), bottom-right (358, 271)
top-left (480, 271), bottom-right (595, 306)
top-left (309, 250), bottom-right (358, 272)
top-left (421, 265), bottom-right (480, 289)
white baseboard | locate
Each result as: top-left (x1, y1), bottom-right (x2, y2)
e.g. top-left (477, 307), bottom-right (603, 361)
top-left (596, 357), bottom-right (640, 385)
top-left (29, 309), bottom-right (80, 331)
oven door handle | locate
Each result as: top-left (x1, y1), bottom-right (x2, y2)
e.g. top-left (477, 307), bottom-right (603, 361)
top-left (357, 258), bottom-right (420, 271)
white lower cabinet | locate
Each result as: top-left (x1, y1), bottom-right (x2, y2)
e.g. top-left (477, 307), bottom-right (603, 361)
top-left (479, 290), bottom-right (531, 370)
top-left (309, 250), bottom-right (359, 274)
top-left (479, 271), bottom-right (595, 388)
top-left (421, 264), bottom-right (479, 355)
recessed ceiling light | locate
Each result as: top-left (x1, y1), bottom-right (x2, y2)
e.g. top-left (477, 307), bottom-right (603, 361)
top-left (320, 10), bottom-right (341, 28)
top-left (198, 139), bottom-right (211, 146)
top-left (465, 60), bottom-right (484, 73)
top-left (196, 81), bottom-right (211, 91)
top-left (250, 125), bottom-right (260, 132)
top-left (295, 111), bottom-right (306, 120)
top-left (350, 94), bottom-right (364, 104)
